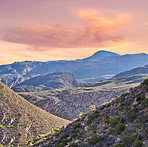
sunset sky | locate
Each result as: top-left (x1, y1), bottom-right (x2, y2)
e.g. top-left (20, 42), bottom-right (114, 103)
top-left (0, 0), bottom-right (148, 64)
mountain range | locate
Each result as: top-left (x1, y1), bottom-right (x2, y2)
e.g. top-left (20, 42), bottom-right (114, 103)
top-left (1, 50), bottom-right (148, 87)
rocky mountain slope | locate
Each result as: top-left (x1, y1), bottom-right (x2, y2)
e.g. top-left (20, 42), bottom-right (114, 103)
top-left (0, 81), bottom-right (69, 147)
top-left (12, 72), bottom-right (78, 92)
top-left (19, 69), bottom-right (148, 120)
top-left (1, 51), bottom-right (148, 86)
top-left (34, 78), bottom-right (148, 147)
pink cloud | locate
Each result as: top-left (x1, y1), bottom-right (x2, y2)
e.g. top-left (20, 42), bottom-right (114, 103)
top-left (2, 10), bottom-right (131, 50)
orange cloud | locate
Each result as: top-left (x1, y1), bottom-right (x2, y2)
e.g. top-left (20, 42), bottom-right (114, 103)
top-left (2, 10), bottom-right (131, 50)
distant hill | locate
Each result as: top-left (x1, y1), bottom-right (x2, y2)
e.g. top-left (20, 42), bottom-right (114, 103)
top-left (113, 64), bottom-right (148, 79)
top-left (33, 79), bottom-right (148, 147)
top-left (19, 65), bottom-right (148, 120)
top-left (0, 81), bottom-right (69, 146)
top-left (1, 51), bottom-right (148, 86)
top-left (12, 71), bottom-right (78, 92)
top-left (82, 50), bottom-right (120, 61)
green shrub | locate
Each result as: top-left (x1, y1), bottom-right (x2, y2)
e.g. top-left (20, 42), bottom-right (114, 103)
top-left (54, 143), bottom-right (65, 147)
top-left (110, 116), bottom-right (120, 126)
top-left (142, 98), bottom-right (148, 107)
top-left (60, 132), bottom-right (69, 139)
top-left (113, 143), bottom-right (126, 147)
top-left (132, 140), bottom-right (143, 147)
top-left (0, 125), bottom-right (4, 129)
top-left (68, 142), bottom-right (78, 147)
top-left (71, 133), bottom-right (78, 138)
top-left (87, 111), bottom-right (98, 125)
top-left (115, 123), bottom-right (125, 134)
top-left (61, 139), bottom-right (68, 145)
top-left (76, 134), bottom-right (83, 139)
top-left (18, 113), bottom-right (22, 116)
top-left (127, 111), bottom-right (137, 122)
top-left (142, 77), bottom-right (148, 85)
top-left (121, 134), bottom-right (137, 146)
top-left (73, 123), bottom-right (81, 129)
top-left (138, 115), bottom-right (148, 123)
top-left (88, 135), bottom-right (104, 145)
top-left (18, 132), bottom-right (22, 136)
top-left (80, 143), bottom-right (87, 147)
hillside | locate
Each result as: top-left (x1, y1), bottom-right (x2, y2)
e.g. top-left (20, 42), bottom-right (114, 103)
top-left (1, 51), bottom-right (148, 86)
top-left (0, 81), bottom-right (69, 146)
top-left (19, 70), bottom-right (148, 120)
top-left (12, 72), bottom-right (78, 92)
top-left (34, 78), bottom-right (148, 147)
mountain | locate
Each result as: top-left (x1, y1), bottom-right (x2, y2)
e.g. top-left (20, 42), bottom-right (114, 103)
top-left (1, 51), bottom-right (148, 87)
top-left (33, 79), bottom-right (148, 147)
top-left (113, 65), bottom-right (148, 79)
top-left (19, 65), bottom-right (148, 120)
top-left (82, 50), bottom-right (120, 61)
top-left (12, 71), bottom-right (78, 92)
top-left (0, 81), bottom-right (69, 146)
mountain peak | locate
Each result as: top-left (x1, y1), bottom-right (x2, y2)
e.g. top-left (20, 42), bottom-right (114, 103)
top-left (83, 50), bottom-right (120, 61)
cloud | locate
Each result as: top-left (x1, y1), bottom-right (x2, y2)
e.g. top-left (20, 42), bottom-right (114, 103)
top-left (2, 9), bottom-right (131, 50)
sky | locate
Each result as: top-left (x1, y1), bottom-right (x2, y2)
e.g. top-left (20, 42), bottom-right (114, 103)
top-left (0, 0), bottom-right (148, 64)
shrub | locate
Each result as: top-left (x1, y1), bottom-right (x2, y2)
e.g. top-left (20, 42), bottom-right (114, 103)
top-left (71, 133), bottom-right (78, 138)
top-left (18, 113), bottom-right (22, 116)
top-left (142, 98), bottom-right (148, 107)
top-left (121, 134), bottom-right (137, 146)
top-left (54, 143), bottom-right (65, 147)
top-left (132, 140), bottom-right (143, 147)
top-left (127, 111), bottom-right (137, 122)
top-left (0, 125), bottom-right (4, 129)
top-left (115, 123), bottom-right (125, 135)
top-left (60, 132), bottom-right (69, 139)
top-left (80, 143), bottom-right (87, 147)
top-left (68, 142), bottom-right (78, 147)
top-left (142, 77), bottom-right (148, 85)
top-left (18, 132), bottom-right (22, 136)
top-left (73, 123), bottom-right (81, 129)
top-left (113, 143), bottom-right (126, 147)
top-left (138, 115), bottom-right (148, 123)
top-left (88, 135), bottom-right (104, 145)
top-left (110, 116), bottom-right (120, 126)
top-left (61, 139), bottom-right (68, 145)
top-left (87, 111), bottom-right (98, 125)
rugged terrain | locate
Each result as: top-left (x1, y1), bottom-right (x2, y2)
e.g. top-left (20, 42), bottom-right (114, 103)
top-left (19, 69), bottom-right (148, 120)
top-left (12, 71), bottom-right (78, 92)
top-left (1, 51), bottom-right (148, 87)
top-left (0, 81), bottom-right (69, 147)
top-left (34, 78), bottom-right (148, 147)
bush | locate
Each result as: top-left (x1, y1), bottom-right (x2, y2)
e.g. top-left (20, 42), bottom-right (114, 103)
top-left (54, 143), bottom-right (65, 147)
top-left (115, 123), bottom-right (125, 135)
top-left (0, 125), bottom-right (4, 129)
top-left (127, 111), bottom-right (137, 122)
top-left (88, 135), bottom-right (104, 145)
top-left (110, 116), bottom-right (120, 126)
top-left (142, 77), bottom-right (148, 85)
top-left (121, 134), bottom-right (137, 146)
top-left (87, 111), bottom-right (98, 125)
top-left (73, 123), bottom-right (81, 129)
top-left (71, 133), bottom-right (78, 138)
top-left (18, 132), bottom-right (22, 136)
top-left (113, 143), bottom-right (126, 147)
top-left (60, 132), bottom-right (69, 139)
top-left (61, 139), bottom-right (68, 145)
top-left (132, 140), bottom-right (143, 147)
top-left (142, 98), bottom-right (148, 107)
top-left (68, 142), bottom-right (78, 147)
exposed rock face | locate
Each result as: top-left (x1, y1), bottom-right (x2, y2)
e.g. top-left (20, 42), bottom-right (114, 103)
top-left (34, 81), bottom-right (148, 147)
top-left (0, 81), bottom-right (69, 146)
top-left (12, 71), bottom-right (78, 92)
